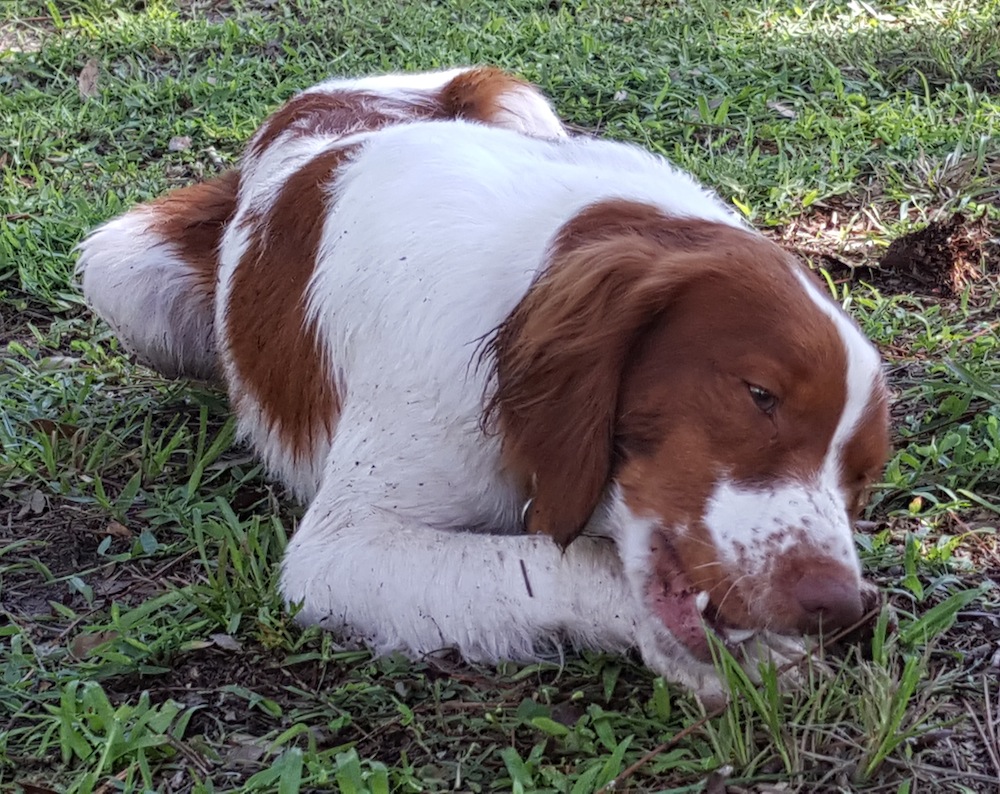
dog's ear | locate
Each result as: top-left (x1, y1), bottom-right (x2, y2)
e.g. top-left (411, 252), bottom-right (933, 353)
top-left (484, 227), bottom-right (693, 548)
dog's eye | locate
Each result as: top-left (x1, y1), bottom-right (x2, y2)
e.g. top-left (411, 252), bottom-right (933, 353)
top-left (748, 384), bottom-right (778, 415)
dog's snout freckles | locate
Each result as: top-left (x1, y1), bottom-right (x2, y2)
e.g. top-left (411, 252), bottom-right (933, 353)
top-left (695, 476), bottom-right (865, 631)
top-left (704, 478), bottom-right (858, 571)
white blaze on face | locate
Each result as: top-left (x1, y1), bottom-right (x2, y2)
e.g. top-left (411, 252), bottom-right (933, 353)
top-left (792, 269), bottom-right (885, 480)
top-left (703, 268), bottom-right (883, 578)
top-left (704, 478), bottom-right (859, 576)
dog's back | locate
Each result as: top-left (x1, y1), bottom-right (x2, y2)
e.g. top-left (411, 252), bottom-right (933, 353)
top-left (76, 66), bottom-right (566, 387)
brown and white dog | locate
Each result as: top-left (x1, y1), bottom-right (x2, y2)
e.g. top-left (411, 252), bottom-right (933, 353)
top-left (77, 67), bottom-right (889, 699)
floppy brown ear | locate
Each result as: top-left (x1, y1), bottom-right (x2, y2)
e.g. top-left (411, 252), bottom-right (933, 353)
top-left (484, 229), bottom-right (691, 547)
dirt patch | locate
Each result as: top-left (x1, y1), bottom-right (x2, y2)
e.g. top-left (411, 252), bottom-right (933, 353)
top-left (96, 645), bottom-right (532, 792)
top-left (0, 493), bottom-right (183, 628)
top-left (0, 18), bottom-right (50, 57)
top-left (772, 209), bottom-right (997, 298)
top-left (873, 214), bottom-right (987, 296)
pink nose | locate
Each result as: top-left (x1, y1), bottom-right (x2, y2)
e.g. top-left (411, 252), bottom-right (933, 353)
top-left (792, 573), bottom-right (863, 634)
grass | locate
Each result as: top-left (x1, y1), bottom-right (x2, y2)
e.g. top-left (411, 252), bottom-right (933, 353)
top-left (2, 0), bottom-right (999, 791)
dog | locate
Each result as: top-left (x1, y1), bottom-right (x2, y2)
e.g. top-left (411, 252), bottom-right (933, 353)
top-left (77, 67), bottom-right (889, 700)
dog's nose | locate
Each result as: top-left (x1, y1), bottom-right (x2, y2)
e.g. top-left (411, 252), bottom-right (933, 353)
top-left (792, 572), bottom-right (864, 633)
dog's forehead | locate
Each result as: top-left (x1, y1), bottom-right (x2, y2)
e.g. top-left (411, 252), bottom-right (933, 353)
top-left (646, 251), bottom-right (847, 364)
top-left (623, 257), bottom-right (853, 424)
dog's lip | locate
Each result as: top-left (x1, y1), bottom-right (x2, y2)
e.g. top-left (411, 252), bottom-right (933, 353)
top-left (645, 535), bottom-right (758, 662)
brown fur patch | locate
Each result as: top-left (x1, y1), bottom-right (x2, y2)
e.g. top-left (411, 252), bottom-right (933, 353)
top-left (840, 387), bottom-right (891, 516)
top-left (484, 202), bottom-right (745, 548)
top-left (225, 148), bottom-right (350, 461)
top-left (148, 169), bottom-right (240, 307)
top-left (137, 170), bottom-right (241, 380)
top-left (440, 67), bottom-right (536, 125)
top-left (248, 90), bottom-right (441, 161)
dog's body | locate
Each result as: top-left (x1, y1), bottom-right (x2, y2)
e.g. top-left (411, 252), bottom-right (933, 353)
top-left (78, 67), bottom-right (889, 699)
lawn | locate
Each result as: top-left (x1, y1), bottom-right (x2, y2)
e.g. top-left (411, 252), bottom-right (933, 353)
top-left (2, 0), bottom-right (999, 791)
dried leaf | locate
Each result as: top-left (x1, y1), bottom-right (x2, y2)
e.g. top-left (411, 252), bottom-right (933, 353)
top-left (209, 633), bottom-right (243, 651)
top-left (766, 100), bottom-right (797, 120)
top-left (704, 764), bottom-right (733, 794)
top-left (180, 640), bottom-right (215, 652)
top-left (78, 58), bottom-right (99, 100)
top-left (226, 734), bottom-right (267, 765)
top-left (168, 135), bottom-right (192, 152)
top-left (69, 630), bottom-right (119, 659)
top-left (29, 418), bottom-right (79, 439)
top-left (204, 145), bottom-right (226, 168)
top-left (16, 488), bottom-right (47, 519)
top-left (102, 520), bottom-right (132, 539)
top-left (37, 355), bottom-right (80, 370)
top-left (908, 728), bottom-right (955, 750)
top-left (549, 700), bottom-right (585, 726)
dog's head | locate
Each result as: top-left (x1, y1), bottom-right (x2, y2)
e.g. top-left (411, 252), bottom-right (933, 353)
top-left (486, 200), bottom-right (889, 660)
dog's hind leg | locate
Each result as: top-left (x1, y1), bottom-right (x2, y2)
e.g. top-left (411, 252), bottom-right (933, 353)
top-left (76, 170), bottom-right (239, 381)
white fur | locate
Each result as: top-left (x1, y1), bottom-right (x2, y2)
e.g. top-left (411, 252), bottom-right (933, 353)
top-left (75, 210), bottom-right (217, 381)
top-left (794, 269), bottom-right (885, 470)
top-left (308, 120), bottom-right (741, 362)
top-left (491, 85), bottom-right (568, 139)
top-left (284, 505), bottom-right (640, 661)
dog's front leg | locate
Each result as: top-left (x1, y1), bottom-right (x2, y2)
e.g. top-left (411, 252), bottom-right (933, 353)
top-left (279, 491), bottom-right (641, 665)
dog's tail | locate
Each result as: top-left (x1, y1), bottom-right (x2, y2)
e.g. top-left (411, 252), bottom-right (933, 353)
top-left (76, 170), bottom-right (239, 381)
